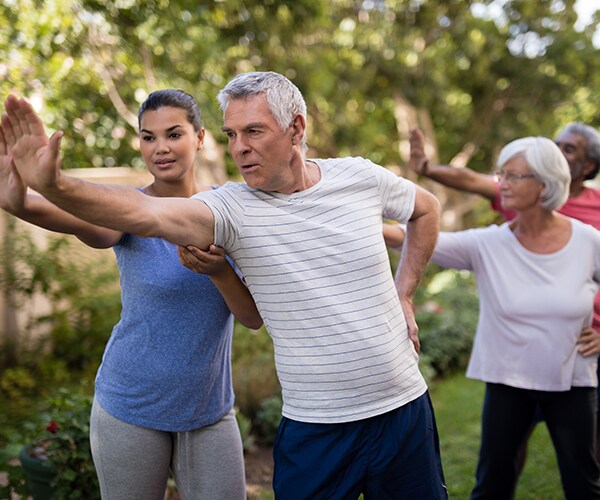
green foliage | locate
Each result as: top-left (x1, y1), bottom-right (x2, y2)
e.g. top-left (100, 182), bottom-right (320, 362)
top-left (235, 407), bottom-right (255, 452)
top-left (42, 388), bottom-right (99, 498)
top-left (0, 221), bottom-right (120, 371)
top-left (1, 0), bottom-right (599, 208)
top-left (415, 266), bottom-right (480, 379)
top-left (0, 385), bottom-right (99, 499)
top-left (254, 394), bottom-right (283, 445)
top-left (232, 323), bottom-right (279, 419)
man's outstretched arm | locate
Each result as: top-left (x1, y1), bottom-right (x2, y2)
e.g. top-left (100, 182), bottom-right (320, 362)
top-left (2, 95), bottom-right (215, 249)
top-left (408, 128), bottom-right (497, 201)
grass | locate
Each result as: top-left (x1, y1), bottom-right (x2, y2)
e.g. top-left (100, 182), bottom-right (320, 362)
top-left (431, 373), bottom-right (564, 499)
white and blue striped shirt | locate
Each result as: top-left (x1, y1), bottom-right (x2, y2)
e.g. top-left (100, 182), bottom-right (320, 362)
top-left (193, 156), bottom-right (427, 423)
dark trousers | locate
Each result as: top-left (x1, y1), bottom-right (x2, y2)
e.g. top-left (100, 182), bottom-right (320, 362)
top-left (471, 383), bottom-right (600, 500)
top-left (273, 392), bottom-right (448, 499)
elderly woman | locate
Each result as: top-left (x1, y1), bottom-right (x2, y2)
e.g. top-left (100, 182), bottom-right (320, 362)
top-left (390, 137), bottom-right (600, 499)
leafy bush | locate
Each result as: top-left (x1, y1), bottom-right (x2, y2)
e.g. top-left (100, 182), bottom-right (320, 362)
top-left (232, 324), bottom-right (279, 419)
top-left (235, 407), bottom-right (255, 451)
top-left (39, 389), bottom-right (99, 498)
top-left (0, 223), bottom-right (120, 398)
top-left (416, 267), bottom-right (480, 378)
top-left (0, 385), bottom-right (99, 499)
top-left (254, 394), bottom-right (283, 445)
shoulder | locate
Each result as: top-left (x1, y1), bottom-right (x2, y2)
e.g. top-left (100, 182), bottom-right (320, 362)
top-left (571, 217), bottom-right (600, 236)
top-left (311, 156), bottom-right (382, 170)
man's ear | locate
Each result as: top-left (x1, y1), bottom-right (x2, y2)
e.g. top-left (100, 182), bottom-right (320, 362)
top-left (291, 114), bottom-right (305, 145)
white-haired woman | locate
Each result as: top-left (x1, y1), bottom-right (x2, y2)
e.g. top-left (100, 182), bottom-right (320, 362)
top-left (391, 137), bottom-right (600, 498)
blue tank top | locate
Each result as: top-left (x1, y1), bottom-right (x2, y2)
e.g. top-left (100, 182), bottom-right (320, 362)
top-left (94, 233), bottom-right (235, 431)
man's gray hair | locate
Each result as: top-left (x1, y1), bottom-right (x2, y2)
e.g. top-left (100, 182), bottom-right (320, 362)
top-left (497, 137), bottom-right (570, 210)
top-left (558, 122), bottom-right (600, 180)
top-left (217, 71), bottom-right (308, 153)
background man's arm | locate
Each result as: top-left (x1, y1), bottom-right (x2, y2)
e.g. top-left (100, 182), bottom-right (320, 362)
top-left (409, 128), bottom-right (497, 201)
top-left (395, 185), bottom-right (440, 352)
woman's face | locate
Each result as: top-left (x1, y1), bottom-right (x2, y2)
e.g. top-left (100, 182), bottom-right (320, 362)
top-left (497, 156), bottom-right (544, 212)
top-left (138, 106), bottom-right (204, 182)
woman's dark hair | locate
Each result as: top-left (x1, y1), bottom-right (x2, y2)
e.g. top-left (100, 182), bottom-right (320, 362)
top-left (137, 89), bottom-right (203, 132)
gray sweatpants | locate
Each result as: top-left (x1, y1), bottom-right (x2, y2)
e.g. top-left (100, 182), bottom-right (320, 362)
top-left (90, 398), bottom-right (246, 500)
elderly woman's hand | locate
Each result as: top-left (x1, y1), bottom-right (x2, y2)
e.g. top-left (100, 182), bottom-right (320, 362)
top-left (577, 327), bottom-right (600, 357)
top-left (177, 244), bottom-right (228, 276)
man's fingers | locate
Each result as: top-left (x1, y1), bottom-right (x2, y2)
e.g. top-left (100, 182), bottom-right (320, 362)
top-left (49, 130), bottom-right (63, 164)
top-left (18, 98), bottom-right (48, 138)
top-left (12, 98), bottom-right (36, 137)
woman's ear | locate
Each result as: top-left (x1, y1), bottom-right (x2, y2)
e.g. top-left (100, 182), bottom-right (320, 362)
top-left (197, 128), bottom-right (206, 150)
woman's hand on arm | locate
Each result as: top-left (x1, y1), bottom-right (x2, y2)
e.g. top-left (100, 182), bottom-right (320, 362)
top-left (178, 245), bottom-right (263, 330)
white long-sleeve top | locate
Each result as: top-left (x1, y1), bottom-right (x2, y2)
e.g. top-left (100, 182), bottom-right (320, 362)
top-left (432, 219), bottom-right (600, 391)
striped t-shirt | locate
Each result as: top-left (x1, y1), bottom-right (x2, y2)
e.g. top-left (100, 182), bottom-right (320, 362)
top-left (193, 156), bottom-right (427, 423)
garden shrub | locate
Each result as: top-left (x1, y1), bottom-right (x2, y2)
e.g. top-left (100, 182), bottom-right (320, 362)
top-left (231, 324), bottom-right (279, 419)
top-left (0, 225), bottom-right (120, 379)
top-left (416, 267), bottom-right (480, 378)
top-left (254, 394), bottom-right (283, 445)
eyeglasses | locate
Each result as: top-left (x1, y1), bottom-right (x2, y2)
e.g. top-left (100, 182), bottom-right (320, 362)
top-left (494, 170), bottom-right (536, 183)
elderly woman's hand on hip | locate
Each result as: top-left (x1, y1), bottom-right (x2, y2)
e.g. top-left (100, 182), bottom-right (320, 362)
top-left (577, 327), bottom-right (600, 356)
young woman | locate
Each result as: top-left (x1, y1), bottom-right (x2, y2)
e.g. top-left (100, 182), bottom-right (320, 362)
top-left (0, 89), bottom-right (262, 499)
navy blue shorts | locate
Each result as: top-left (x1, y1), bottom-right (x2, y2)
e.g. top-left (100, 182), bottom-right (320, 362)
top-left (272, 392), bottom-right (448, 499)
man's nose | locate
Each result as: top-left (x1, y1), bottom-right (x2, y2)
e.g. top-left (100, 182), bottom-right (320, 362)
top-left (232, 136), bottom-right (251, 156)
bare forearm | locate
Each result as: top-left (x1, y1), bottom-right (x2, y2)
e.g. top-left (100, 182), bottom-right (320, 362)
top-left (395, 218), bottom-right (437, 299)
top-left (39, 174), bottom-right (213, 248)
top-left (209, 268), bottom-right (263, 330)
top-left (424, 165), bottom-right (497, 200)
top-left (40, 175), bottom-right (156, 236)
top-left (12, 194), bottom-right (121, 248)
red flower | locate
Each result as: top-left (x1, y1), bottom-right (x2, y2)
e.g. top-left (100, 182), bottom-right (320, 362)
top-left (46, 420), bottom-right (60, 434)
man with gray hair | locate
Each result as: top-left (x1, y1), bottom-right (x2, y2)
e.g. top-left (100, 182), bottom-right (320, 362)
top-left (2, 71), bottom-right (447, 498)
